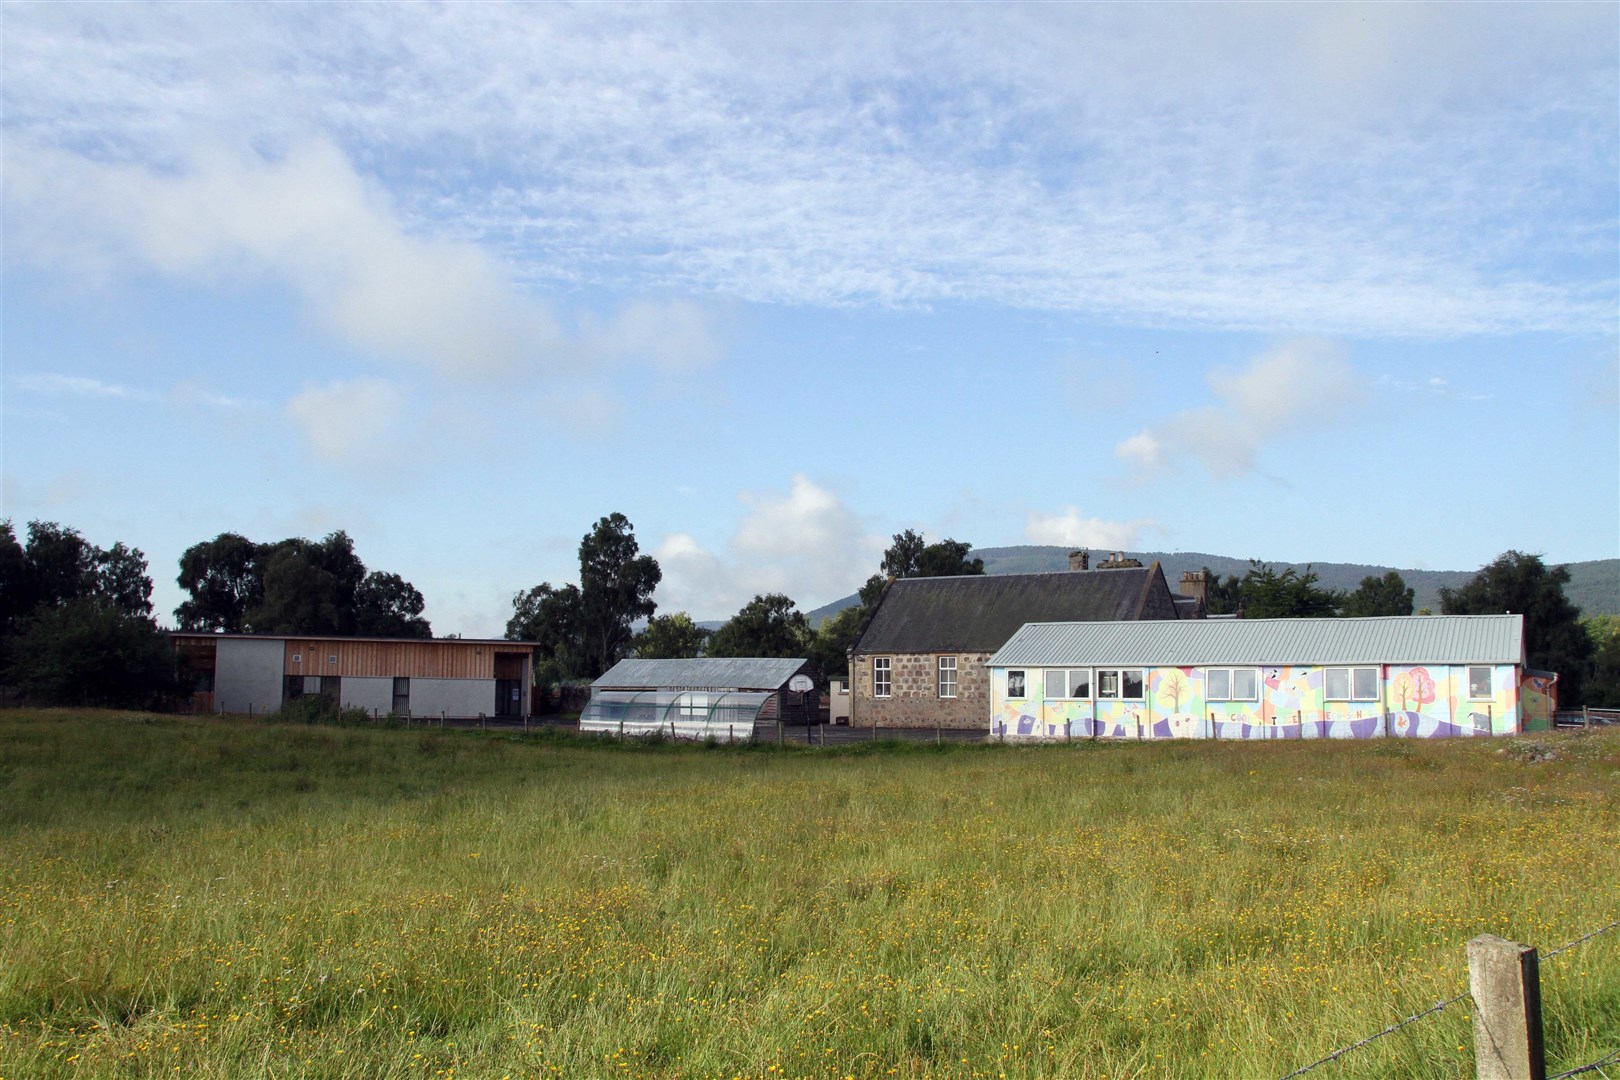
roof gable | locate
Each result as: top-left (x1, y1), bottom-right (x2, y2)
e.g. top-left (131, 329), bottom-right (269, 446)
top-left (853, 565), bottom-right (1179, 655)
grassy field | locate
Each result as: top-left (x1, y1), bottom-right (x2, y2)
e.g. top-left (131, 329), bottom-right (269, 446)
top-left (1, 711), bottom-right (1617, 1079)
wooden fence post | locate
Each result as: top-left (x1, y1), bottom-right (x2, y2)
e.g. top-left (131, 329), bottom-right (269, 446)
top-left (1467, 933), bottom-right (1545, 1080)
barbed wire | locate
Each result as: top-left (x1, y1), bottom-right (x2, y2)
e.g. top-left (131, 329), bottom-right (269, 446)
top-left (1276, 990), bottom-right (1470, 1080)
top-left (1277, 915), bottom-right (1618, 1080)
top-left (1543, 919), bottom-right (1620, 961)
top-left (1551, 1047), bottom-right (1620, 1079)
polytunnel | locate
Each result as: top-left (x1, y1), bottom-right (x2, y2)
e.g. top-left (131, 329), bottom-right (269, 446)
top-left (579, 688), bottom-right (773, 742)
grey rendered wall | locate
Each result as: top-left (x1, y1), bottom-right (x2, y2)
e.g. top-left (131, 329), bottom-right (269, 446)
top-left (216, 638), bottom-right (286, 715)
top-left (342, 677), bottom-right (394, 717)
top-left (411, 678), bottom-right (497, 719)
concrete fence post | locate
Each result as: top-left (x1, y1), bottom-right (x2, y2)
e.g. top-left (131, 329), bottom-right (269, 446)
top-left (1468, 933), bottom-right (1545, 1080)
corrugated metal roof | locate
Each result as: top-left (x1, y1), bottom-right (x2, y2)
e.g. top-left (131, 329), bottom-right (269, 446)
top-left (988, 615), bottom-right (1524, 668)
top-left (593, 657), bottom-right (809, 690)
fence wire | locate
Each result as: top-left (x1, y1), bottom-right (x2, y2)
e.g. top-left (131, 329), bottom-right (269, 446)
top-left (1276, 991), bottom-right (1470, 1080)
top-left (1277, 915), bottom-right (1619, 1080)
top-left (1543, 919), bottom-right (1620, 962)
top-left (1551, 1047), bottom-right (1620, 1079)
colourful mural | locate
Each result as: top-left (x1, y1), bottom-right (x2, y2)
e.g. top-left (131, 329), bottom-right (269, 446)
top-left (989, 662), bottom-right (1527, 741)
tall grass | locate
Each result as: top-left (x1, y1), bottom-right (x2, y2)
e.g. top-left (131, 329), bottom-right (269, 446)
top-left (1, 710), bottom-right (1616, 1078)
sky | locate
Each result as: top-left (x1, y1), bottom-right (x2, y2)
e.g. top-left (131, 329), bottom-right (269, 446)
top-left (3, 2), bottom-right (1617, 636)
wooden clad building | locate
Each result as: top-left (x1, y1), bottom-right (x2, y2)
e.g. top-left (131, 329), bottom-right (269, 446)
top-left (172, 633), bottom-right (537, 720)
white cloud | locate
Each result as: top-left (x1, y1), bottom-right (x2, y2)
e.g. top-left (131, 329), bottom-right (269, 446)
top-left (284, 378), bottom-right (405, 465)
top-left (1115, 339), bottom-right (1367, 481)
top-left (5, 139), bottom-right (724, 377)
top-left (654, 475), bottom-right (883, 618)
top-left (1024, 508), bottom-right (1155, 551)
top-left (3, 4), bottom-right (1611, 339)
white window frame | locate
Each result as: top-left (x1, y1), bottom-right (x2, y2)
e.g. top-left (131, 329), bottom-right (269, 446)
top-left (1043, 668), bottom-right (1092, 699)
top-left (1096, 668), bottom-right (1145, 701)
top-left (937, 656), bottom-right (957, 698)
top-left (1006, 670), bottom-right (1026, 700)
top-left (1467, 666), bottom-right (1493, 701)
top-left (1206, 667), bottom-right (1259, 702)
top-left (1325, 666), bottom-right (1379, 702)
top-left (872, 657), bottom-right (891, 699)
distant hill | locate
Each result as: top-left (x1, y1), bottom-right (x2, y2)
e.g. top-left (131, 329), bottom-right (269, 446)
top-left (804, 549), bottom-right (1619, 626)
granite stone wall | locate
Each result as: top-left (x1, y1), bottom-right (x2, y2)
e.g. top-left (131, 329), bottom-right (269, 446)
top-left (849, 651), bottom-right (992, 728)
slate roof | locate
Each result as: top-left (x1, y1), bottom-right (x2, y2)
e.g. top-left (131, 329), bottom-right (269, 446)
top-left (852, 565), bottom-right (1179, 655)
top-left (989, 614), bottom-right (1525, 668)
top-left (592, 657), bottom-right (809, 691)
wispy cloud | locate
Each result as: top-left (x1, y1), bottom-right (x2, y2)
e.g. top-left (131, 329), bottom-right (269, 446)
top-left (15, 374), bottom-right (157, 402)
top-left (4, 4), bottom-right (1613, 339)
top-left (1115, 339), bottom-right (1367, 481)
top-left (6, 139), bottom-right (725, 379)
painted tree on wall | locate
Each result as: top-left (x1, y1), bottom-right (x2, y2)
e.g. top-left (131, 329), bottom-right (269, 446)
top-left (1156, 669), bottom-right (1189, 712)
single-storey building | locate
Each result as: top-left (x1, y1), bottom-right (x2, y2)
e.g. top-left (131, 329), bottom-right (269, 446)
top-left (171, 633), bottom-right (537, 720)
top-left (848, 554), bottom-right (1191, 729)
top-left (580, 657), bottom-right (818, 741)
top-left (986, 614), bottom-right (1557, 740)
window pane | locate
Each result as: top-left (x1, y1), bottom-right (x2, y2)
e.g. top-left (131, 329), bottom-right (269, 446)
top-left (1325, 668), bottom-right (1349, 700)
top-left (1123, 670), bottom-right (1144, 699)
top-left (874, 657), bottom-right (891, 697)
top-left (1469, 666), bottom-right (1491, 699)
top-left (1233, 669), bottom-right (1258, 700)
top-left (1098, 670), bottom-right (1119, 698)
top-left (938, 657), bottom-right (957, 698)
top-left (1008, 671), bottom-right (1026, 699)
top-left (1069, 669), bottom-right (1090, 698)
top-left (1352, 668), bottom-right (1378, 701)
top-left (1044, 669), bottom-right (1067, 698)
top-left (1208, 669), bottom-right (1231, 700)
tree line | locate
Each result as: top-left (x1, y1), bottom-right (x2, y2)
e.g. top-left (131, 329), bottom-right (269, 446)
top-left (1199, 553), bottom-right (1598, 704)
top-left (1, 515), bottom-right (1615, 708)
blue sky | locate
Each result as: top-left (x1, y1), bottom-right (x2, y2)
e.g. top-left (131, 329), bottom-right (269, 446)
top-left (3, 2), bottom-right (1616, 636)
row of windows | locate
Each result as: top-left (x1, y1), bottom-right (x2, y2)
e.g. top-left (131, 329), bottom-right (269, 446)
top-left (870, 656), bottom-right (958, 699)
top-left (868, 660), bottom-right (1497, 702)
top-left (1006, 665), bottom-right (1495, 702)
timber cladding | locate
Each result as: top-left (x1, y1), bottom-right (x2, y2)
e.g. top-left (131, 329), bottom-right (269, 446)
top-left (280, 639), bottom-right (533, 680)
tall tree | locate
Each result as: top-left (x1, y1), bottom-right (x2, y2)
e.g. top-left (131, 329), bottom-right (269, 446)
top-left (507, 582), bottom-right (586, 681)
top-left (354, 572), bottom-right (432, 638)
top-left (633, 612), bottom-right (710, 660)
top-left (1441, 550), bottom-right (1594, 704)
top-left (1239, 562), bottom-right (1341, 618)
top-left (807, 603), bottom-right (866, 679)
top-left (175, 532), bottom-right (264, 632)
top-left (1584, 616), bottom-right (1620, 708)
top-left (4, 598), bottom-right (173, 707)
top-left (176, 529), bottom-right (427, 637)
top-left (859, 530), bottom-right (984, 607)
top-left (706, 593), bottom-right (811, 659)
top-left (1341, 571), bottom-right (1415, 617)
top-left (249, 544), bottom-right (352, 635)
top-left (1200, 567), bottom-right (1245, 616)
top-left (576, 514), bottom-right (661, 678)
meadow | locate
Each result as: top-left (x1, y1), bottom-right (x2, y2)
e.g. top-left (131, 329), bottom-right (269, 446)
top-left (1, 711), bottom-right (1616, 1079)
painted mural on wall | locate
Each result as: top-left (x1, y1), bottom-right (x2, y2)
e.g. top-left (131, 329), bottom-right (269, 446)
top-left (991, 662), bottom-right (1525, 741)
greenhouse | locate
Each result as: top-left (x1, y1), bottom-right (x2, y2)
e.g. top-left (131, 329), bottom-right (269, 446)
top-left (579, 689), bottom-right (773, 741)
top-left (580, 656), bottom-right (819, 741)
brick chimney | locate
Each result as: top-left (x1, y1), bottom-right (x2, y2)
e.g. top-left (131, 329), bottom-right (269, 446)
top-left (1068, 549), bottom-right (1090, 571)
top-left (1179, 569), bottom-right (1208, 607)
top-left (1097, 552), bottom-right (1143, 569)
